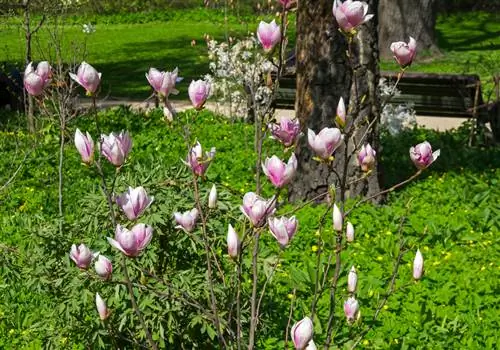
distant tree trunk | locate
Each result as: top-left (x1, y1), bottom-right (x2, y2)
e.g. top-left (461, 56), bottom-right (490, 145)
top-left (378, 0), bottom-right (439, 59)
top-left (289, 0), bottom-right (382, 202)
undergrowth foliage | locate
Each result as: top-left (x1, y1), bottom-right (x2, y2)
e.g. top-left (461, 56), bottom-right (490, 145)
top-left (1, 1), bottom-right (500, 349)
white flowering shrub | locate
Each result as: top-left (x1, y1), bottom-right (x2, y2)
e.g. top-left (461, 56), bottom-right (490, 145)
top-left (379, 78), bottom-right (417, 135)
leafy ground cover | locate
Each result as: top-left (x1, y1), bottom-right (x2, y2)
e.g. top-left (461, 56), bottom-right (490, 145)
top-left (1, 10), bottom-right (499, 99)
top-left (0, 107), bottom-right (499, 348)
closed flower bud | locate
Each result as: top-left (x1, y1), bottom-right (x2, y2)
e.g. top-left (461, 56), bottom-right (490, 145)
top-left (305, 340), bottom-right (317, 350)
top-left (69, 61), bottom-right (101, 95)
top-left (390, 36), bottom-right (417, 68)
top-left (74, 129), bottom-right (94, 164)
top-left (95, 255), bottom-right (112, 280)
top-left (174, 208), bottom-right (199, 232)
top-left (107, 224), bottom-right (153, 257)
top-left (116, 186), bottom-right (154, 221)
top-left (257, 20), bottom-right (281, 52)
top-left (344, 297), bottom-right (360, 323)
top-left (268, 215), bottom-right (298, 248)
top-left (333, 0), bottom-right (374, 33)
top-left (240, 192), bottom-right (276, 227)
top-left (336, 97), bottom-right (346, 128)
top-left (269, 117), bottom-right (301, 148)
top-left (227, 224), bottom-right (241, 258)
top-left (333, 204), bottom-right (343, 232)
top-left (95, 293), bottom-right (109, 321)
top-left (69, 243), bottom-right (93, 269)
top-left (291, 316), bottom-right (314, 350)
top-left (100, 131), bottom-right (132, 167)
top-left (413, 249), bottom-right (424, 280)
top-left (409, 141), bottom-right (440, 169)
top-left (308, 128), bottom-right (343, 160)
top-left (358, 143), bottom-right (376, 172)
top-left (188, 80), bottom-right (211, 109)
top-left (262, 153), bottom-right (297, 188)
top-left (183, 142), bottom-right (216, 177)
top-left (348, 265), bottom-right (357, 293)
top-left (208, 184), bottom-right (217, 209)
top-left (346, 221), bottom-right (355, 242)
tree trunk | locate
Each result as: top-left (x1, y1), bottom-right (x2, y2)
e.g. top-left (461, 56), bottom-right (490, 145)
top-left (378, 0), bottom-right (439, 59)
top-left (289, 0), bottom-right (381, 202)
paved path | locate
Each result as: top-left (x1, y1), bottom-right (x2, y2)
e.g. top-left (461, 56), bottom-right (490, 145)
top-left (83, 98), bottom-right (467, 132)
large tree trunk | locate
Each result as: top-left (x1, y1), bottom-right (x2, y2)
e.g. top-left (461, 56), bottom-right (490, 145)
top-left (289, 0), bottom-right (381, 202)
top-left (378, 0), bottom-right (439, 59)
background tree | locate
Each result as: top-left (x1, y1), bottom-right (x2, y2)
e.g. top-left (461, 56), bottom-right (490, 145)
top-left (378, 0), bottom-right (439, 59)
top-left (289, 0), bottom-right (382, 202)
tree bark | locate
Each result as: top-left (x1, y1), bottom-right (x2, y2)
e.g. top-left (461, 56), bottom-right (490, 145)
top-left (378, 0), bottom-right (439, 59)
top-left (289, 0), bottom-right (381, 202)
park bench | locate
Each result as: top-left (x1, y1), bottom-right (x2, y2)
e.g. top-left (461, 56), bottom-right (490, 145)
top-left (272, 71), bottom-right (490, 123)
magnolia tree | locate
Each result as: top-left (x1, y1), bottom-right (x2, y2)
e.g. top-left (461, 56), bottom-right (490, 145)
top-left (24, 0), bottom-right (438, 348)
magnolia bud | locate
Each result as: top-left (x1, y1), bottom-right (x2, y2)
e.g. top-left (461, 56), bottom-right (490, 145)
top-left (95, 255), bottom-right (113, 280)
top-left (95, 293), bottom-right (109, 321)
top-left (413, 249), bottom-right (424, 280)
top-left (347, 266), bottom-right (357, 293)
top-left (291, 316), bottom-right (314, 350)
top-left (208, 184), bottom-right (217, 209)
top-left (346, 222), bottom-right (355, 242)
top-left (333, 204), bottom-right (343, 232)
top-left (227, 224), bottom-right (241, 258)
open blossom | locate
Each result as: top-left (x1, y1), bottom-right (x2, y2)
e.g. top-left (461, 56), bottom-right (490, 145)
top-left (95, 255), bottom-right (112, 280)
top-left (107, 224), bottom-right (153, 257)
top-left (74, 129), bottom-right (94, 164)
top-left (336, 97), bottom-right (346, 127)
top-left (116, 186), bottom-right (154, 221)
top-left (174, 208), bottom-right (199, 232)
top-left (268, 216), bottom-right (298, 248)
top-left (344, 296), bottom-right (360, 323)
top-left (308, 127), bottom-right (343, 160)
top-left (409, 141), bottom-right (440, 169)
top-left (291, 316), bottom-right (314, 350)
top-left (413, 249), bottom-right (424, 280)
top-left (240, 192), bottom-right (276, 227)
top-left (391, 37), bottom-right (417, 68)
top-left (262, 153), bottom-right (297, 188)
top-left (69, 243), bottom-right (94, 269)
top-left (333, 0), bottom-right (374, 32)
top-left (146, 67), bottom-right (180, 97)
top-left (188, 80), bottom-right (211, 109)
top-left (95, 293), bottom-right (109, 321)
top-left (257, 20), bottom-right (281, 52)
top-left (100, 131), bottom-right (132, 167)
top-left (183, 142), bottom-right (216, 177)
top-left (346, 221), bottom-right (355, 242)
top-left (348, 266), bottom-right (357, 293)
top-left (333, 204), bottom-right (343, 232)
top-left (69, 61), bottom-right (101, 94)
top-left (227, 224), bottom-right (241, 258)
top-left (269, 117), bottom-right (301, 147)
top-left (24, 61), bottom-right (51, 96)
top-left (358, 143), bottom-right (376, 172)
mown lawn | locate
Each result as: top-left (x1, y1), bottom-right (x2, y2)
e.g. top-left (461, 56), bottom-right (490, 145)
top-left (1, 10), bottom-right (499, 99)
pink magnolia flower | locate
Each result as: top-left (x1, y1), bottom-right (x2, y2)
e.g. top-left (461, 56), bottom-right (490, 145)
top-left (146, 67), bottom-right (180, 97)
top-left (409, 141), bottom-right (440, 169)
top-left (240, 192), bottom-right (276, 227)
top-left (390, 36), bottom-right (417, 68)
top-left (69, 243), bottom-right (94, 269)
top-left (188, 80), bottom-right (211, 109)
top-left (268, 215), bottom-right (298, 248)
top-left (269, 117), bottom-right (301, 148)
top-left (174, 208), bottom-right (199, 232)
top-left (107, 224), bottom-right (153, 257)
top-left (332, 0), bottom-right (374, 32)
top-left (336, 97), bottom-right (346, 128)
top-left (24, 61), bottom-right (52, 96)
top-left (279, 0), bottom-right (294, 9)
top-left (227, 224), bottom-right (241, 258)
top-left (183, 142), bottom-right (216, 177)
top-left (305, 340), bottom-right (317, 350)
top-left (291, 316), bottom-right (314, 350)
top-left (116, 186), bottom-right (154, 221)
top-left (262, 153), bottom-right (297, 188)
top-left (95, 255), bottom-right (113, 280)
top-left (308, 127), bottom-right (343, 160)
top-left (208, 184), bottom-right (217, 209)
top-left (346, 221), bottom-right (355, 242)
top-left (100, 131), bottom-right (132, 167)
top-left (358, 143), bottom-right (376, 172)
top-left (344, 296), bottom-right (360, 323)
top-left (257, 20), bottom-right (281, 52)
top-left (69, 61), bottom-right (101, 94)
top-left (413, 249), bottom-right (424, 280)
top-left (348, 266), bottom-right (357, 293)
top-left (35, 61), bottom-right (52, 82)
top-left (333, 203), bottom-right (343, 232)
top-left (95, 293), bottom-right (109, 321)
top-left (74, 129), bottom-right (94, 164)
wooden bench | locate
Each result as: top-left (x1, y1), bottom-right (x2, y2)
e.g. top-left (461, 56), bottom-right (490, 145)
top-left (272, 71), bottom-right (490, 122)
